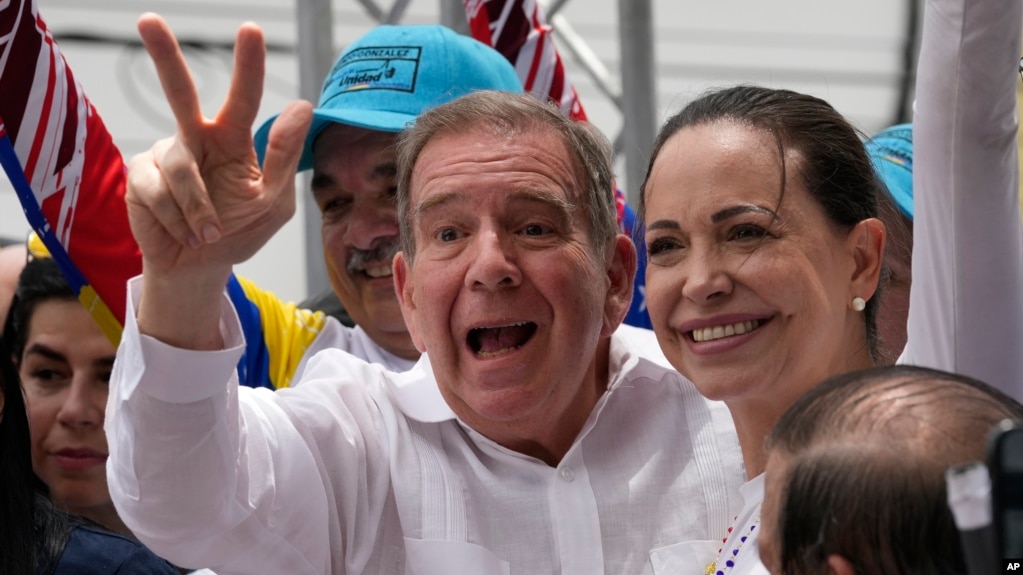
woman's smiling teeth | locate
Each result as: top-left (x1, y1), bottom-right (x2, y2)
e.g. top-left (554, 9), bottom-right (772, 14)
top-left (691, 320), bottom-right (761, 343)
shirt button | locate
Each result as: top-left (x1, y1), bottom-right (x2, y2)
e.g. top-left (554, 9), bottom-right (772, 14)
top-left (559, 467), bottom-right (575, 482)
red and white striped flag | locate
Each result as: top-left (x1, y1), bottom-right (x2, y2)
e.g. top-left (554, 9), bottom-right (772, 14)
top-left (465, 0), bottom-right (588, 122)
top-left (0, 0), bottom-right (138, 342)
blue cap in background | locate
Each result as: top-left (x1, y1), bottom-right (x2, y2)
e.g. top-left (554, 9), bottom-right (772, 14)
top-left (864, 123), bottom-right (914, 220)
top-left (254, 24), bottom-right (523, 172)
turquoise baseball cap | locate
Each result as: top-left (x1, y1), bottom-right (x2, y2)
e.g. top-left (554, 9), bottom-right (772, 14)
top-left (254, 24), bottom-right (523, 172)
top-left (864, 123), bottom-right (914, 220)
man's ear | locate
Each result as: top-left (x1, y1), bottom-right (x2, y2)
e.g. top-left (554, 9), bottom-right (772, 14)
top-left (826, 554), bottom-right (857, 575)
top-left (846, 217), bottom-right (885, 303)
top-left (601, 234), bottom-right (637, 337)
top-left (393, 252), bottom-right (426, 352)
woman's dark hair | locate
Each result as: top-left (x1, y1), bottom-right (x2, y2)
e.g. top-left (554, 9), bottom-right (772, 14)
top-left (0, 324), bottom-right (71, 574)
top-left (766, 365), bottom-right (1023, 574)
top-left (639, 85), bottom-right (886, 361)
top-left (3, 257), bottom-right (76, 362)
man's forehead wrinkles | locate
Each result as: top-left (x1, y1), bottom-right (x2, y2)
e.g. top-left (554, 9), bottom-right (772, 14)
top-left (421, 131), bottom-right (571, 169)
top-left (412, 190), bottom-right (463, 220)
top-left (412, 188), bottom-right (573, 221)
top-left (413, 162), bottom-right (580, 201)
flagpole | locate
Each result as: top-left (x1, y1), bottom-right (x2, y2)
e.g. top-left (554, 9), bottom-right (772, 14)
top-left (616, 0), bottom-right (656, 203)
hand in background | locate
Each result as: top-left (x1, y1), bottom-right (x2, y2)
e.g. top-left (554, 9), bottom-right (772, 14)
top-left (127, 13), bottom-right (311, 349)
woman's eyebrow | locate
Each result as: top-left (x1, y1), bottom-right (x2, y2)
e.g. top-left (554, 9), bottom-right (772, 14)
top-left (711, 204), bottom-right (778, 224)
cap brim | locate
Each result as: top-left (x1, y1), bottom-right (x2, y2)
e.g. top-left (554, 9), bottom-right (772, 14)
top-left (254, 107), bottom-right (416, 172)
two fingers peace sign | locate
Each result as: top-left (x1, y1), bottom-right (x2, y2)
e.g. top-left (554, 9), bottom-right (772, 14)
top-left (126, 13), bottom-right (313, 278)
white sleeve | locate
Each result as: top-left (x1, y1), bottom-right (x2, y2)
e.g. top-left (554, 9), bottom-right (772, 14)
top-left (105, 277), bottom-right (339, 574)
top-left (903, 0), bottom-right (1023, 401)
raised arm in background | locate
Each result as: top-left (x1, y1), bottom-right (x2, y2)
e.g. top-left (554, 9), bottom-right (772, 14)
top-left (902, 0), bottom-right (1023, 401)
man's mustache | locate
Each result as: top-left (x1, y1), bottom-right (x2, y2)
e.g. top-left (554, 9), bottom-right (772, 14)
top-left (346, 239), bottom-right (401, 276)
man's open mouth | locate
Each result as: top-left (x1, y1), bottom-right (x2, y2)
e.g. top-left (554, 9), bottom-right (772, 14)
top-left (467, 322), bottom-right (538, 358)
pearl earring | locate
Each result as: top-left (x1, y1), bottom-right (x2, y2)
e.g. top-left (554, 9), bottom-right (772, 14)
top-left (852, 297), bottom-right (866, 312)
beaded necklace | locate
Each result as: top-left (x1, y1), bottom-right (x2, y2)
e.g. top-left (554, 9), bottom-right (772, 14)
top-left (705, 515), bottom-right (761, 575)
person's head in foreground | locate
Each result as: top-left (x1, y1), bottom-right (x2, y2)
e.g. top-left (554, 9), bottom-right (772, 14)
top-left (392, 90), bottom-right (636, 462)
top-left (759, 364), bottom-right (1023, 575)
top-left (3, 257), bottom-right (123, 535)
top-left (639, 84), bottom-right (886, 473)
top-left (253, 25), bottom-right (522, 361)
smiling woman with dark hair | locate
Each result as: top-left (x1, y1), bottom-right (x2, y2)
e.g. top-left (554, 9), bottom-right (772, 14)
top-left (638, 0), bottom-right (1021, 571)
top-left (640, 86), bottom-right (888, 575)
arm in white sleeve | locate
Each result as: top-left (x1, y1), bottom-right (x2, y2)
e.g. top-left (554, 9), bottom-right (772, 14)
top-left (106, 277), bottom-right (384, 574)
top-left (905, 0), bottom-right (1023, 400)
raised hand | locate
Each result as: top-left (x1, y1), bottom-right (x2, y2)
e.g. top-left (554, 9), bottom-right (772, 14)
top-left (127, 13), bottom-right (311, 348)
top-left (127, 13), bottom-right (312, 281)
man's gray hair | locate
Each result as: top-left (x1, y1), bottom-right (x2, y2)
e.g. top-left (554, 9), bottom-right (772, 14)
top-left (395, 90), bottom-right (618, 263)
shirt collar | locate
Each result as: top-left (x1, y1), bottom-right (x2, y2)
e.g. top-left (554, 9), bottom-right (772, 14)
top-left (606, 324), bottom-right (672, 391)
top-left (385, 353), bottom-right (457, 422)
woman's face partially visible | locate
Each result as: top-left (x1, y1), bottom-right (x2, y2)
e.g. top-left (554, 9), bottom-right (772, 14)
top-left (19, 299), bottom-right (115, 516)
top-left (642, 121), bottom-right (869, 408)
